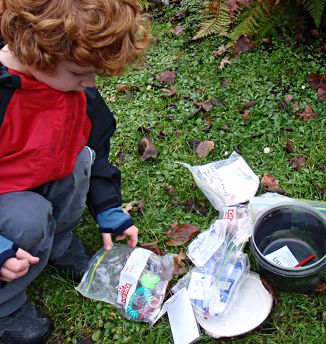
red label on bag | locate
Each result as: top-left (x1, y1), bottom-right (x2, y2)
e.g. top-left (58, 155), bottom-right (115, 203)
top-left (117, 283), bottom-right (132, 305)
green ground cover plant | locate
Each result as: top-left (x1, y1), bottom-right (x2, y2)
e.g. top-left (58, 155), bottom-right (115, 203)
top-left (28, 1), bottom-right (325, 343)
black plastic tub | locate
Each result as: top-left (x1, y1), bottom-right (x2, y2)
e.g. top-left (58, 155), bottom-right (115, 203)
top-left (250, 201), bottom-right (326, 291)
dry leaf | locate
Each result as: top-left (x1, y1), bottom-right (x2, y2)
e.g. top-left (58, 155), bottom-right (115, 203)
top-left (292, 102), bottom-right (300, 111)
top-left (284, 95), bottom-right (294, 104)
top-left (296, 104), bottom-right (319, 122)
top-left (307, 74), bottom-right (324, 89)
top-left (212, 46), bottom-right (227, 58)
top-left (166, 184), bottom-right (175, 195)
top-left (232, 35), bottom-right (255, 57)
top-left (202, 114), bottom-right (212, 133)
top-left (137, 198), bottom-right (145, 214)
top-left (138, 137), bottom-right (160, 161)
top-left (221, 79), bottom-right (231, 87)
top-left (242, 110), bottom-right (250, 121)
top-left (195, 140), bottom-right (214, 158)
top-left (156, 70), bottom-right (176, 85)
top-left (239, 100), bottom-right (256, 110)
top-left (173, 251), bottom-right (188, 276)
top-left (317, 86), bottom-right (326, 101)
top-left (311, 281), bottom-right (326, 294)
top-left (165, 223), bottom-right (200, 247)
top-left (284, 140), bottom-right (294, 153)
top-left (261, 173), bottom-right (285, 195)
top-left (161, 86), bottom-right (177, 97)
top-left (219, 58), bottom-right (232, 70)
top-left (171, 25), bottom-right (184, 36)
top-left (181, 200), bottom-right (208, 216)
top-left (123, 202), bottom-right (133, 214)
top-left (193, 100), bottom-right (214, 111)
top-left (141, 241), bottom-right (166, 256)
top-left (290, 155), bottom-right (307, 171)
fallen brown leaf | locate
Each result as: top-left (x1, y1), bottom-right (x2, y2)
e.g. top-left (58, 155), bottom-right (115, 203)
top-left (165, 223), bottom-right (200, 247)
top-left (156, 70), bottom-right (176, 85)
top-left (242, 110), bottom-right (250, 121)
top-left (317, 86), bottom-right (326, 101)
top-left (284, 140), bottom-right (294, 153)
top-left (141, 241), bottom-right (167, 256)
top-left (239, 100), bottom-right (257, 110)
top-left (195, 140), bottom-right (215, 158)
top-left (123, 202), bottom-right (133, 214)
top-left (221, 79), bottom-right (231, 88)
top-left (173, 251), bottom-right (188, 276)
top-left (137, 198), bottom-right (145, 214)
top-left (292, 102), bottom-right (300, 111)
top-left (232, 35), bottom-right (255, 57)
top-left (171, 25), bottom-right (184, 36)
top-left (165, 184), bottom-right (175, 195)
top-left (307, 74), bottom-right (325, 89)
top-left (161, 86), bottom-right (177, 97)
top-left (193, 100), bottom-right (214, 111)
top-left (219, 57), bottom-right (232, 70)
top-left (261, 173), bottom-right (285, 195)
top-left (116, 84), bottom-right (139, 92)
top-left (311, 281), bottom-right (326, 294)
top-left (138, 137), bottom-right (160, 161)
top-left (181, 200), bottom-right (208, 216)
top-left (295, 104), bottom-right (319, 122)
top-left (290, 155), bottom-right (307, 171)
top-left (212, 46), bottom-right (227, 58)
top-left (202, 114), bottom-right (212, 133)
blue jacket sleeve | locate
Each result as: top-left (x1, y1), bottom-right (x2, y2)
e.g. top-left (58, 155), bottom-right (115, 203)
top-left (0, 235), bottom-right (18, 268)
top-left (96, 206), bottom-right (133, 235)
top-left (85, 88), bottom-right (123, 217)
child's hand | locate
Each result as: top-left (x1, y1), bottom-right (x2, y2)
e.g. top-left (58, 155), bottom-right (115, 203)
top-left (0, 248), bottom-right (39, 282)
top-left (102, 225), bottom-right (139, 251)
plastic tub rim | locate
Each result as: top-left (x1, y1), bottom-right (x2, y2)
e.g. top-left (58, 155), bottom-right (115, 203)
top-left (251, 200), bottom-right (326, 274)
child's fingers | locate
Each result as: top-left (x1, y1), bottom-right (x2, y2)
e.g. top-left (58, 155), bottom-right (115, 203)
top-left (16, 248), bottom-right (39, 264)
top-left (102, 233), bottom-right (113, 250)
top-left (0, 264), bottom-right (29, 281)
top-left (2, 257), bottom-right (29, 272)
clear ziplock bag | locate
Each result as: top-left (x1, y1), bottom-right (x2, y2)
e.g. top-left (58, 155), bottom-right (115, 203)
top-left (180, 152), bottom-right (259, 212)
top-left (76, 244), bottom-right (175, 324)
top-left (173, 218), bottom-right (250, 317)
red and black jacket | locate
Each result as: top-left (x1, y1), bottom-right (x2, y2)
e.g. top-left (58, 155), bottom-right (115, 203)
top-left (0, 66), bottom-right (123, 218)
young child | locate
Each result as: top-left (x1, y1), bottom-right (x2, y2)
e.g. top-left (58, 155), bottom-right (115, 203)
top-left (0, 1), bottom-right (149, 343)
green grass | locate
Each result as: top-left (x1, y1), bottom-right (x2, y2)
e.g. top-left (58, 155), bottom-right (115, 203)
top-left (28, 1), bottom-right (325, 343)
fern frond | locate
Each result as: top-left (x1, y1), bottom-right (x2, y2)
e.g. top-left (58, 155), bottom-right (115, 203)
top-left (302, 0), bottom-right (326, 28)
top-left (229, 0), bottom-right (284, 42)
top-left (193, 1), bottom-right (230, 40)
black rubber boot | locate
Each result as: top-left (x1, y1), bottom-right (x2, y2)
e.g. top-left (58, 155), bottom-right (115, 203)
top-left (0, 301), bottom-right (53, 344)
top-left (50, 236), bottom-right (93, 282)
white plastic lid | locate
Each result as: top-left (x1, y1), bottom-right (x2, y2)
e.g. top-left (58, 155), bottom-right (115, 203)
top-left (195, 272), bottom-right (273, 338)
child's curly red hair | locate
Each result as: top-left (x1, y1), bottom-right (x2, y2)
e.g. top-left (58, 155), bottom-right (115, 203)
top-left (0, 0), bottom-right (149, 76)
